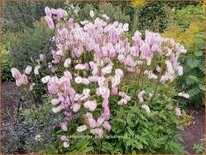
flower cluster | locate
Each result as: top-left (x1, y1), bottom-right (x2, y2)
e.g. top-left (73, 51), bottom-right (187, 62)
top-left (11, 7), bottom-right (188, 148)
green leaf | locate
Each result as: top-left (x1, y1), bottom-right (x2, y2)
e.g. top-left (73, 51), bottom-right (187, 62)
top-left (194, 51), bottom-right (203, 57)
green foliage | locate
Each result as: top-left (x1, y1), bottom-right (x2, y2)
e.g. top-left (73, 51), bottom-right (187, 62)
top-left (3, 2), bottom-right (65, 32)
top-left (163, 5), bottom-right (205, 107)
top-left (193, 137), bottom-right (205, 154)
top-left (41, 85), bottom-right (187, 154)
top-left (131, 1), bottom-right (202, 33)
top-left (2, 44), bottom-right (13, 81)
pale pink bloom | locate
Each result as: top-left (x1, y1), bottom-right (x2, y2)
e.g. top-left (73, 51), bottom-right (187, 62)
top-left (63, 142), bottom-right (70, 148)
top-left (117, 98), bottom-right (127, 105)
top-left (59, 28), bottom-right (68, 39)
top-left (98, 77), bottom-right (105, 87)
top-left (109, 29), bottom-right (117, 43)
top-left (87, 116), bottom-right (97, 128)
top-left (45, 7), bottom-right (51, 17)
top-left (178, 92), bottom-right (190, 98)
top-left (48, 83), bottom-right (58, 94)
top-left (25, 65), bottom-right (32, 75)
top-left (111, 87), bottom-right (118, 95)
top-left (115, 69), bottom-right (124, 78)
top-left (61, 135), bottom-right (68, 142)
top-left (56, 50), bottom-right (63, 56)
top-left (34, 65), bottom-right (41, 75)
top-left (104, 106), bottom-right (110, 120)
top-left (96, 115), bottom-right (105, 127)
top-left (64, 58), bottom-right (71, 68)
top-left (156, 66), bottom-right (161, 72)
top-left (41, 76), bottom-right (51, 83)
top-left (51, 98), bottom-right (60, 105)
top-left (90, 128), bottom-right (103, 138)
top-left (20, 74), bottom-right (28, 85)
top-left (88, 76), bottom-right (99, 82)
top-left (84, 100), bottom-right (97, 111)
top-left (177, 66), bottom-right (183, 76)
top-left (52, 105), bottom-right (63, 113)
top-left (82, 78), bottom-right (90, 85)
top-left (29, 83), bottom-right (35, 91)
top-left (132, 31), bottom-right (142, 46)
top-left (75, 76), bottom-right (82, 84)
top-left (75, 64), bottom-right (85, 70)
top-left (122, 23), bottom-right (129, 32)
top-left (165, 60), bottom-right (174, 74)
top-left (102, 14), bottom-right (109, 20)
top-left (138, 90), bottom-right (145, 103)
top-left (60, 121), bottom-right (68, 131)
top-left (175, 107), bottom-right (181, 116)
top-left (11, 68), bottom-right (21, 79)
top-left (102, 98), bottom-right (109, 107)
top-left (45, 16), bottom-right (54, 29)
top-left (76, 125), bottom-right (87, 132)
top-left (34, 134), bottom-right (42, 141)
top-left (68, 18), bottom-right (73, 29)
top-left (72, 103), bottom-right (81, 112)
top-left (142, 104), bottom-right (150, 113)
top-left (90, 10), bottom-right (95, 18)
top-left (64, 71), bottom-right (72, 79)
top-left (103, 121), bottom-right (111, 131)
top-left (83, 88), bottom-right (90, 96)
top-left (39, 54), bottom-right (45, 61)
top-left (101, 64), bottom-right (113, 75)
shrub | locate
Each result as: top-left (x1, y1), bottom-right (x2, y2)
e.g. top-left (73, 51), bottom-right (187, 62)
top-left (10, 7), bottom-right (189, 153)
top-left (162, 5), bottom-right (205, 108)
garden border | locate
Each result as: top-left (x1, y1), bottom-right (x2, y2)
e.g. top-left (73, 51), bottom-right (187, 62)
top-left (0, 0), bottom-right (205, 154)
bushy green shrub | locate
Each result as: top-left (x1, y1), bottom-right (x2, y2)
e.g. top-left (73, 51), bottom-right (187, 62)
top-left (162, 5), bottom-right (205, 107)
top-left (3, 1), bottom-right (65, 32)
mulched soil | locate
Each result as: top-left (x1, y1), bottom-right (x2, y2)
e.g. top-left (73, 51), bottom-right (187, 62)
top-left (1, 81), bottom-right (205, 154)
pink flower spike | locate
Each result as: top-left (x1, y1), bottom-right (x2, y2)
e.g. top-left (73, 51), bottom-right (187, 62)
top-left (68, 18), bottom-right (74, 29)
top-left (25, 65), bottom-right (32, 75)
top-left (103, 121), bottom-right (111, 131)
top-left (44, 16), bottom-right (54, 29)
top-left (60, 121), bottom-right (68, 131)
top-left (45, 7), bottom-right (52, 17)
top-left (76, 125), bottom-right (87, 132)
top-left (138, 90), bottom-right (145, 103)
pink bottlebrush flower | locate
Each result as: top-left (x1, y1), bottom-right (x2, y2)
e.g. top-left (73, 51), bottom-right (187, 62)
top-left (11, 68), bottom-right (21, 79)
top-left (111, 87), bottom-right (118, 95)
top-left (104, 106), bottom-right (110, 120)
top-left (115, 69), bottom-right (124, 78)
top-left (138, 90), bottom-right (145, 103)
top-left (103, 121), bottom-right (111, 131)
top-left (68, 18), bottom-right (73, 29)
top-left (39, 54), bottom-right (45, 61)
top-left (132, 31), bottom-right (142, 46)
top-left (20, 74), bottom-right (28, 85)
top-left (175, 107), bottom-right (181, 116)
top-left (91, 128), bottom-right (103, 138)
top-left (59, 28), bottom-right (68, 39)
top-left (117, 98), bottom-right (127, 105)
top-left (109, 29), bottom-right (117, 43)
top-left (72, 103), bottom-right (81, 112)
top-left (84, 100), bottom-right (97, 111)
top-left (51, 98), bottom-right (60, 105)
top-left (178, 92), bottom-right (190, 99)
top-left (76, 125), bottom-right (87, 132)
top-left (142, 104), bottom-right (150, 113)
top-left (102, 98), bottom-right (109, 107)
top-left (41, 76), bottom-right (51, 83)
top-left (52, 105), bottom-right (63, 113)
top-left (60, 121), bottom-right (68, 131)
top-left (165, 60), bottom-right (174, 74)
top-left (48, 83), bottom-right (58, 94)
top-left (45, 7), bottom-right (52, 17)
top-left (44, 16), bottom-right (54, 29)
top-left (96, 115), bottom-right (105, 127)
top-left (25, 65), bottom-right (32, 75)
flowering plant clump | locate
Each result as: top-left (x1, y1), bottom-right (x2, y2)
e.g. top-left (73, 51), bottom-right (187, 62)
top-left (11, 7), bottom-right (189, 149)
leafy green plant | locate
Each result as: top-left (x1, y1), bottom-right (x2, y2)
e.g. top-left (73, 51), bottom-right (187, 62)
top-left (162, 5), bottom-right (205, 107)
top-left (193, 136), bottom-right (205, 154)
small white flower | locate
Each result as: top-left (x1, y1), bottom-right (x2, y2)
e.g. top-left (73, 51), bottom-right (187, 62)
top-left (34, 65), bottom-right (41, 75)
top-left (175, 107), bottom-right (181, 116)
top-left (41, 76), bottom-right (51, 83)
top-left (75, 76), bottom-right (82, 84)
top-left (178, 92), bottom-right (190, 98)
top-left (142, 104), bottom-right (150, 113)
top-left (90, 10), bottom-right (94, 18)
top-left (34, 134), bottom-right (41, 141)
top-left (72, 103), bottom-right (81, 112)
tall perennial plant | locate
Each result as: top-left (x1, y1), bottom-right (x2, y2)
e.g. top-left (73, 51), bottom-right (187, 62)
top-left (11, 7), bottom-right (189, 149)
